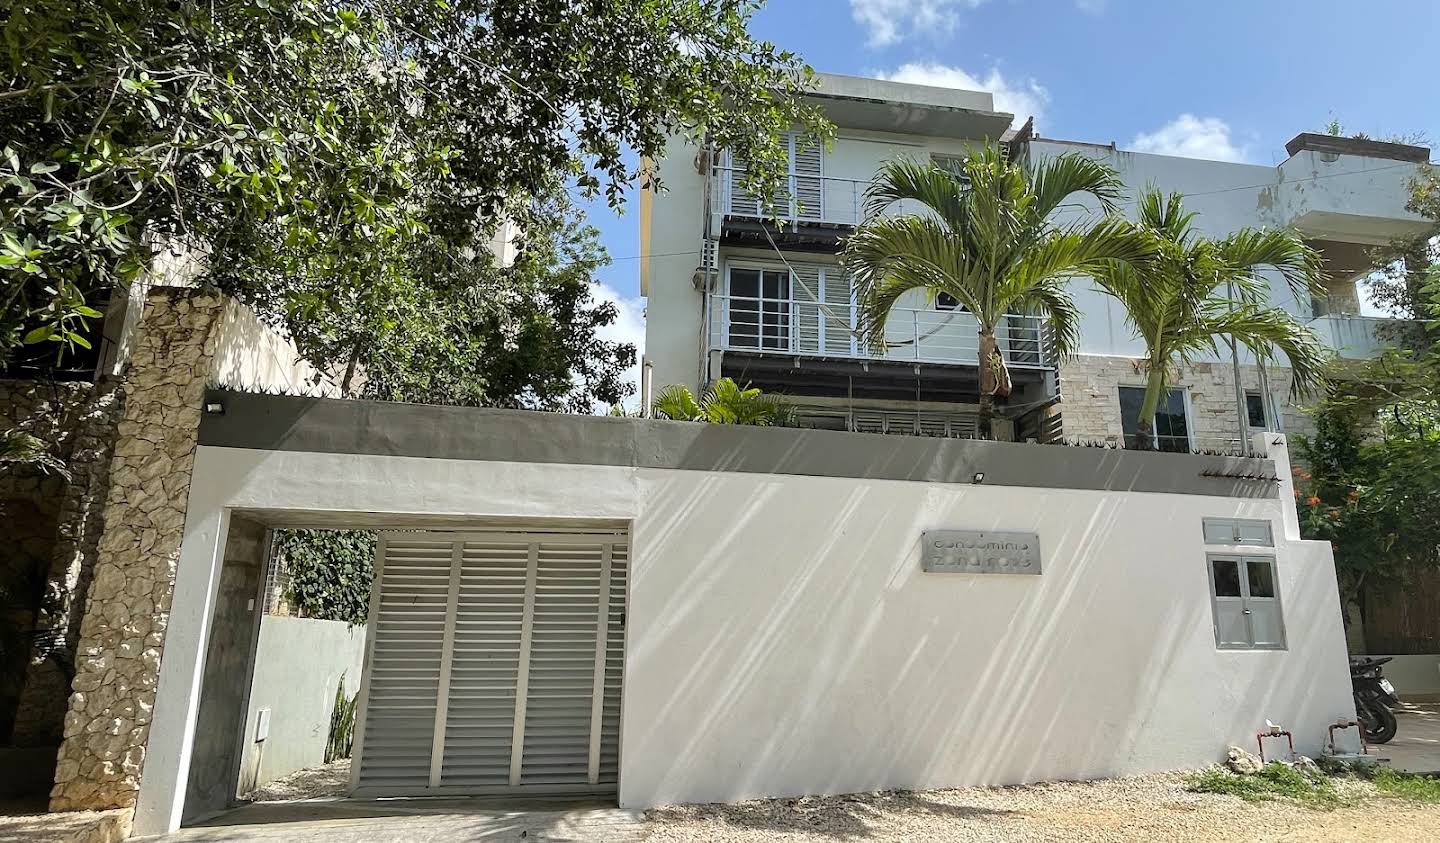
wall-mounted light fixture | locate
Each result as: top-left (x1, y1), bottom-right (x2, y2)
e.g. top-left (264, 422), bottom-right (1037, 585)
top-left (972, 472), bottom-right (985, 485)
top-left (204, 401), bottom-right (224, 415)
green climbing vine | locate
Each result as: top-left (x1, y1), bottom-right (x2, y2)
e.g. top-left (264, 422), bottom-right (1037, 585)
top-left (273, 529), bottom-right (375, 625)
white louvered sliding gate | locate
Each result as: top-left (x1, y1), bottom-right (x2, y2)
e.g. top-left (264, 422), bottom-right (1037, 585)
top-left (352, 528), bottom-right (628, 797)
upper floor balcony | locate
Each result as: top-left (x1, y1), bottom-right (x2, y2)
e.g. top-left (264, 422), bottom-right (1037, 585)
top-left (708, 164), bottom-right (930, 250)
top-left (1274, 134), bottom-right (1433, 245)
top-left (706, 290), bottom-right (1054, 371)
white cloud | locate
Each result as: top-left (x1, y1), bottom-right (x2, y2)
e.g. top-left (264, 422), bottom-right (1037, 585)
top-left (878, 63), bottom-right (1049, 124)
top-left (590, 281), bottom-right (646, 412)
top-left (850, 0), bottom-right (989, 48)
top-left (1129, 114), bottom-right (1250, 163)
top-left (1075, 0), bottom-right (1107, 13)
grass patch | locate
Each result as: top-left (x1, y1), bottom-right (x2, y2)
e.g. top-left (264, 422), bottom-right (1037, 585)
top-left (1186, 763), bottom-right (1346, 808)
top-left (1370, 767), bottom-right (1440, 802)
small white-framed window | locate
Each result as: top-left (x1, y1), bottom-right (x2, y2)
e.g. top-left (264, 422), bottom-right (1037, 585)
top-left (1207, 553), bottom-right (1286, 650)
top-left (1202, 517), bottom-right (1273, 547)
top-left (726, 264), bottom-right (792, 350)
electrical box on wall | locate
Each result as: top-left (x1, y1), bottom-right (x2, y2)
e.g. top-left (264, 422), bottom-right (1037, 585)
top-left (255, 708), bottom-right (271, 742)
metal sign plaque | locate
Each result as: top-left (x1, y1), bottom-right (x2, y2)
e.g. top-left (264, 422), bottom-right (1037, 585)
top-left (921, 530), bottom-right (1042, 575)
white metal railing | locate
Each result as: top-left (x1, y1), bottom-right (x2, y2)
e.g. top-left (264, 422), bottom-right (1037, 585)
top-left (707, 293), bottom-right (1054, 368)
top-left (710, 166), bottom-right (931, 227)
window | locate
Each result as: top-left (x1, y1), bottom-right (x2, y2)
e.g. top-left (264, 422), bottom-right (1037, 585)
top-left (935, 292), bottom-right (963, 311)
top-left (1118, 386), bottom-right (1191, 453)
top-left (930, 153), bottom-right (971, 181)
top-left (727, 267), bottom-right (791, 350)
top-left (1207, 554), bottom-right (1286, 649)
top-left (1202, 518), bottom-right (1273, 547)
top-left (1245, 391), bottom-right (1268, 429)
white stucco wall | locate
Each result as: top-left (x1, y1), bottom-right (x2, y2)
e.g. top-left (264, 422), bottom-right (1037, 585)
top-left (135, 434), bottom-right (1352, 834)
top-left (236, 616), bottom-right (367, 795)
top-left (210, 300), bottom-right (339, 396)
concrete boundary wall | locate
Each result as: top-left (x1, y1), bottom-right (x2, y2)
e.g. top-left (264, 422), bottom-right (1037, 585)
top-left (198, 391), bottom-right (1281, 499)
top-left (237, 617), bottom-right (366, 794)
top-left (132, 424), bottom-right (1348, 836)
top-left (1376, 655), bottom-right (1440, 701)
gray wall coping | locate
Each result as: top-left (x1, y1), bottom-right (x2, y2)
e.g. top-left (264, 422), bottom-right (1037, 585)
top-left (198, 390), bottom-right (1280, 499)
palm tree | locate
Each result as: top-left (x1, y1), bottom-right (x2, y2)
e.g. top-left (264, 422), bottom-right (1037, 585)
top-left (1091, 189), bottom-right (1327, 451)
top-left (651, 377), bottom-right (794, 426)
top-left (841, 143), bottom-right (1153, 437)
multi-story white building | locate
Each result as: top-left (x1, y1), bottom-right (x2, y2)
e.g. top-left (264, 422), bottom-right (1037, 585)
top-left (639, 73), bottom-right (1431, 450)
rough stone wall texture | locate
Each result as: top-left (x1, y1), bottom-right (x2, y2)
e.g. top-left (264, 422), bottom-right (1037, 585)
top-left (1, 379), bottom-right (123, 746)
top-left (49, 290), bottom-right (226, 811)
top-left (1058, 353), bottom-right (1315, 451)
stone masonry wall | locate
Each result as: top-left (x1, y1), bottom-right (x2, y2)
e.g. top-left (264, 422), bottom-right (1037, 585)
top-left (1, 379), bottom-right (123, 746)
top-left (49, 290), bottom-right (226, 811)
top-left (1059, 354), bottom-right (1315, 451)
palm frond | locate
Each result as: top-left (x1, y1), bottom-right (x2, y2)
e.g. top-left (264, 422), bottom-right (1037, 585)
top-left (862, 157), bottom-right (970, 230)
top-left (1203, 305), bottom-right (1329, 398)
top-left (1028, 151), bottom-right (1128, 218)
top-left (651, 385), bottom-right (702, 421)
top-left (1214, 227), bottom-right (1325, 302)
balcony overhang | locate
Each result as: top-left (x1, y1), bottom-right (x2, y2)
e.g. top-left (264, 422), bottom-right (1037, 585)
top-left (1284, 133), bottom-right (1430, 163)
top-left (1273, 133), bottom-right (1434, 246)
top-left (718, 217), bottom-right (849, 253)
top-left (717, 351), bottom-right (1049, 405)
top-left (807, 73), bottom-right (1015, 140)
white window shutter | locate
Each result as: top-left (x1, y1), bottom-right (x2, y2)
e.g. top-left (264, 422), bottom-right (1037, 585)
top-left (792, 139), bottom-right (823, 221)
top-left (354, 529), bottom-right (628, 796)
top-left (355, 536), bottom-right (451, 790)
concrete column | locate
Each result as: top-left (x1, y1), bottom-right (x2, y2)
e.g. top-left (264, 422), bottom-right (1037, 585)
top-left (1258, 432), bottom-right (1301, 541)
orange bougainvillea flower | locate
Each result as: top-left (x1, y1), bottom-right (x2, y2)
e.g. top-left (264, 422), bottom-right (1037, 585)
top-left (1307, 496), bottom-right (1321, 506)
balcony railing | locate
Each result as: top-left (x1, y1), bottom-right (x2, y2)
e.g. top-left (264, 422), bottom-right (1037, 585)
top-left (707, 293), bottom-right (1054, 369)
top-left (1307, 313), bottom-right (1414, 359)
top-left (710, 166), bottom-right (933, 228)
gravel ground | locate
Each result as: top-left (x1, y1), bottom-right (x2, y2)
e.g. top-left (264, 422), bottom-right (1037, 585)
top-left (246, 759), bottom-right (351, 801)
top-left (644, 772), bottom-right (1440, 843)
top-left (241, 764), bottom-right (1440, 841)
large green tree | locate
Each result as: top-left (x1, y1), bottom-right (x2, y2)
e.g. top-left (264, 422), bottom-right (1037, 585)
top-left (1090, 189), bottom-right (1327, 451)
top-left (1, 0), bottom-right (829, 388)
top-left (841, 144), bottom-right (1151, 437)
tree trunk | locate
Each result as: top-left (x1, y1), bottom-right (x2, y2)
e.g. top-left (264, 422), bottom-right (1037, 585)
top-left (977, 330), bottom-right (997, 439)
top-left (341, 341), bottom-right (362, 398)
top-left (1132, 363), bottom-right (1168, 451)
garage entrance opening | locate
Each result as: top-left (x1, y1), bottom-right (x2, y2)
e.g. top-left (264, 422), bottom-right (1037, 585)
top-left (180, 516), bottom-right (629, 829)
top-left (356, 528), bottom-right (628, 797)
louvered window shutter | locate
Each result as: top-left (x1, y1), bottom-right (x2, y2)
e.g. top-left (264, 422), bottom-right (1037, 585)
top-left (791, 264), bottom-right (822, 354)
top-left (354, 537), bottom-right (450, 790)
top-left (792, 138), bottom-right (823, 221)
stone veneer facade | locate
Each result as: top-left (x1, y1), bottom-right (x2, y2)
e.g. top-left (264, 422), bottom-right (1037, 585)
top-left (1058, 353), bottom-right (1315, 451)
top-left (1, 379), bottom-right (123, 746)
top-left (48, 290), bottom-right (226, 811)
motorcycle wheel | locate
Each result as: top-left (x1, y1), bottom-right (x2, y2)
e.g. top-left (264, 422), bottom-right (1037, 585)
top-left (1359, 697), bottom-right (1398, 745)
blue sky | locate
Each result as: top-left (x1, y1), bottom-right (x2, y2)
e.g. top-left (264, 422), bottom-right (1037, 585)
top-left (585, 0), bottom-right (1440, 390)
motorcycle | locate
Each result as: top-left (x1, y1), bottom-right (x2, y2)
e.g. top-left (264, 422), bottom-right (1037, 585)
top-left (1351, 656), bottom-right (1401, 744)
